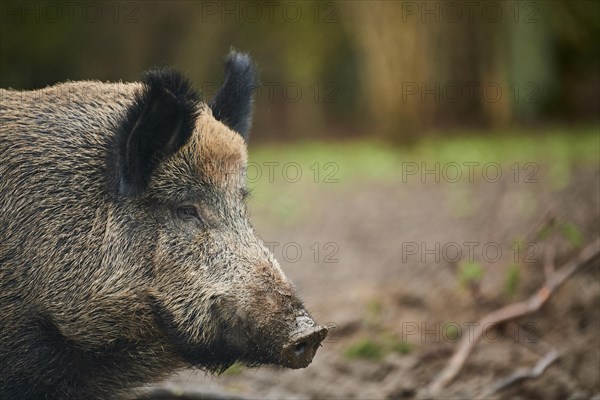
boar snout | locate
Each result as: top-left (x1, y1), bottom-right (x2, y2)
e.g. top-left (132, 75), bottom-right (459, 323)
top-left (281, 314), bottom-right (328, 369)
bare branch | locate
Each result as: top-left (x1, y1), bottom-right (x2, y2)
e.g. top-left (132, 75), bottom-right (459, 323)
top-left (482, 350), bottom-right (559, 397)
top-left (427, 238), bottom-right (600, 395)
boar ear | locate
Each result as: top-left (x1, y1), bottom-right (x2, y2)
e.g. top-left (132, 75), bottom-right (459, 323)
top-left (112, 68), bottom-right (199, 197)
top-left (209, 51), bottom-right (257, 141)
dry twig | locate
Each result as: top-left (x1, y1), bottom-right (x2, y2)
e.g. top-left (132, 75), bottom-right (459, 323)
top-left (427, 238), bottom-right (600, 395)
top-left (482, 350), bottom-right (559, 397)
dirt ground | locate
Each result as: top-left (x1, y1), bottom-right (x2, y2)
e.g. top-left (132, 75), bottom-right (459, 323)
top-left (158, 162), bottom-right (599, 400)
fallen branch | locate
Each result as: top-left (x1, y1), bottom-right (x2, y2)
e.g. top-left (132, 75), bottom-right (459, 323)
top-left (481, 350), bottom-right (559, 397)
top-left (427, 238), bottom-right (600, 395)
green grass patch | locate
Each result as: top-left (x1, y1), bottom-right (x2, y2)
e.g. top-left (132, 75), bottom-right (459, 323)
top-left (391, 341), bottom-right (414, 355)
top-left (443, 323), bottom-right (462, 341)
top-left (344, 338), bottom-right (385, 361)
top-left (560, 221), bottom-right (584, 248)
top-left (247, 125), bottom-right (598, 223)
top-left (382, 332), bottom-right (415, 355)
top-left (504, 263), bottom-right (521, 299)
top-left (458, 261), bottom-right (484, 289)
top-left (249, 125), bottom-right (598, 185)
top-left (345, 332), bottom-right (414, 361)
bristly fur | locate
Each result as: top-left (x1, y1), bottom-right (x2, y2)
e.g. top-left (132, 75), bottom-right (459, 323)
top-left (209, 51), bottom-right (258, 141)
top-left (0, 53), bottom-right (324, 400)
top-left (112, 68), bottom-right (200, 197)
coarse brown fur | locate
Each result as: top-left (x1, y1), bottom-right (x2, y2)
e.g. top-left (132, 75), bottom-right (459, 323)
top-left (0, 53), bottom-right (324, 399)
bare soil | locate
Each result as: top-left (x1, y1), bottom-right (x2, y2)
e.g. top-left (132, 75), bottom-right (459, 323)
top-left (160, 164), bottom-right (599, 400)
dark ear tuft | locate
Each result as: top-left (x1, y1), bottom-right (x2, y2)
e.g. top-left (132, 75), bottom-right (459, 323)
top-left (111, 68), bottom-right (199, 198)
top-left (209, 51), bottom-right (258, 141)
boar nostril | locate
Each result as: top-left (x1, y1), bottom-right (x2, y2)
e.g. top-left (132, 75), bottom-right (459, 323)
top-left (294, 341), bottom-right (307, 356)
top-left (281, 324), bottom-right (328, 369)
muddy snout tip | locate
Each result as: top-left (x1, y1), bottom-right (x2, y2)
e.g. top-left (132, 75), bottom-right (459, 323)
top-left (281, 325), bottom-right (328, 369)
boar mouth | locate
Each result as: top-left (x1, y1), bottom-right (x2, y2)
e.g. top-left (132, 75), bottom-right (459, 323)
top-left (148, 295), bottom-right (276, 372)
top-left (148, 295), bottom-right (241, 372)
top-left (148, 295), bottom-right (327, 372)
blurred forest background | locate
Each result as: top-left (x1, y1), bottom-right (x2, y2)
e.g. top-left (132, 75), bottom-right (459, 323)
top-left (1, 0), bottom-right (598, 141)
top-left (1, 1), bottom-right (599, 399)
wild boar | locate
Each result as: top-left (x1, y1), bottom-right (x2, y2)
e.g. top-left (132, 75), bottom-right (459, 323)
top-left (0, 51), bottom-right (327, 399)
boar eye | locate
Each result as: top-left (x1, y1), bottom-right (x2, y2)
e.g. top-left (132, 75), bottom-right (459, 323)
top-left (176, 205), bottom-right (200, 222)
